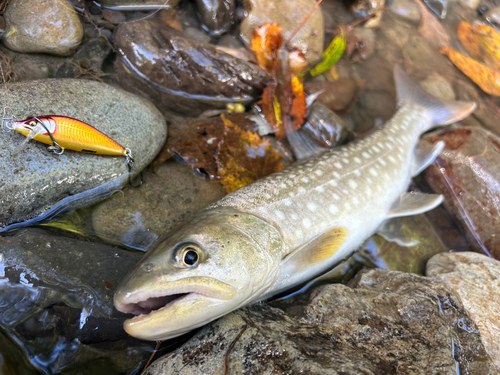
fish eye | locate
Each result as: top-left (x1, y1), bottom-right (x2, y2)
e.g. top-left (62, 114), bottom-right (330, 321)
top-left (177, 244), bottom-right (203, 268)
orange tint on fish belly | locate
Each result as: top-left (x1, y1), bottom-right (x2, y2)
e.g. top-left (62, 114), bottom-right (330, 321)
top-left (29, 116), bottom-right (126, 155)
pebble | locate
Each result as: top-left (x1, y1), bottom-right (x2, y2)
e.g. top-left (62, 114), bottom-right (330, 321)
top-left (419, 73), bottom-right (455, 101)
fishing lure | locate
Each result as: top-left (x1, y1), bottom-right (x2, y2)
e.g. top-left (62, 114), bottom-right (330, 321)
top-left (3, 113), bottom-right (134, 170)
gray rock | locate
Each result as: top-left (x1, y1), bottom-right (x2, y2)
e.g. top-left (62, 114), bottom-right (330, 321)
top-left (2, 0), bottom-right (84, 56)
top-left (420, 73), bottom-right (455, 101)
top-left (0, 79), bottom-right (167, 229)
top-left (145, 269), bottom-right (496, 374)
top-left (0, 228), bottom-right (152, 374)
top-left (427, 252), bottom-right (500, 372)
top-left (240, 0), bottom-right (324, 63)
top-left (389, 0), bottom-right (421, 23)
top-left (92, 161), bottom-right (226, 251)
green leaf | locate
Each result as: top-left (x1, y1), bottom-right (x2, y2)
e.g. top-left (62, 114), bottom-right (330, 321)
top-left (309, 30), bottom-right (346, 77)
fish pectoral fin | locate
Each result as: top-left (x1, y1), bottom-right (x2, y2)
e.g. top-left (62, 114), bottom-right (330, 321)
top-left (386, 192), bottom-right (443, 219)
top-left (411, 140), bottom-right (445, 177)
top-left (282, 227), bottom-right (348, 273)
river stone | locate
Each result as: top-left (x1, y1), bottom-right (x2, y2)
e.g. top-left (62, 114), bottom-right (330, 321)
top-left (91, 161), bottom-right (226, 251)
top-left (422, 127), bottom-right (500, 259)
top-left (0, 228), bottom-right (152, 374)
top-left (427, 252), bottom-right (500, 372)
top-left (98, 0), bottom-right (180, 5)
top-left (240, 0), bottom-right (324, 64)
top-left (0, 79), bottom-right (167, 230)
top-left (145, 268), bottom-right (495, 374)
top-left (2, 0), bottom-right (84, 56)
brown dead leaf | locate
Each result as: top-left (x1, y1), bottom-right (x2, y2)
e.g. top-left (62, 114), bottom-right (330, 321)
top-left (475, 23), bottom-right (500, 70)
top-left (251, 23), bottom-right (283, 74)
top-left (151, 115), bottom-right (258, 177)
top-left (416, 0), bottom-right (450, 48)
top-left (289, 50), bottom-right (308, 75)
top-left (216, 115), bottom-right (284, 193)
top-left (457, 22), bottom-right (482, 60)
top-left (440, 46), bottom-right (500, 96)
top-left (290, 75), bottom-right (307, 130)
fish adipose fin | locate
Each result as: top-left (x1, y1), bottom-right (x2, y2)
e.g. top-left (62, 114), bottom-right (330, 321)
top-left (386, 192), bottom-right (443, 219)
top-left (394, 65), bottom-right (476, 129)
top-left (411, 139), bottom-right (445, 177)
top-left (282, 227), bottom-right (348, 273)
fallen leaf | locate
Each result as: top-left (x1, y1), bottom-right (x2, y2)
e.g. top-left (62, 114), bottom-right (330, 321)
top-left (457, 22), bottom-right (482, 60)
top-left (309, 30), bottom-right (346, 77)
top-left (440, 46), bottom-right (500, 96)
top-left (151, 115), bottom-right (258, 177)
top-left (216, 115), bottom-right (284, 193)
top-left (475, 23), bottom-right (500, 70)
top-left (289, 75), bottom-right (307, 130)
top-left (289, 50), bottom-right (308, 75)
top-left (251, 23), bottom-right (283, 74)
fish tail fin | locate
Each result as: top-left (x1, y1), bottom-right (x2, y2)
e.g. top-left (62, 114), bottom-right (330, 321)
top-left (394, 65), bottom-right (476, 131)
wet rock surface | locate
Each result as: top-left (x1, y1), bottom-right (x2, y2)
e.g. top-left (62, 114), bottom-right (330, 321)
top-left (423, 127), bottom-right (500, 259)
top-left (0, 79), bottom-right (166, 229)
top-left (2, 0), bottom-right (84, 56)
top-left (196, 0), bottom-right (235, 36)
top-left (0, 228), bottom-right (153, 374)
top-left (114, 18), bottom-right (269, 117)
top-left (427, 252), bottom-right (500, 372)
top-left (145, 268), bottom-right (495, 374)
top-left (91, 161), bottom-right (226, 251)
top-left (240, 0), bottom-right (324, 63)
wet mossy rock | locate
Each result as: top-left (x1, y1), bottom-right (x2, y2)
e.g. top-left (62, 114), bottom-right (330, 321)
top-left (0, 79), bottom-right (167, 229)
top-left (145, 269), bottom-right (496, 374)
top-left (113, 18), bottom-right (269, 116)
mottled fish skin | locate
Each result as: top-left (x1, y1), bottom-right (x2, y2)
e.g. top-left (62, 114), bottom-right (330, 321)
top-left (209, 103), bottom-right (429, 295)
top-left (113, 66), bottom-right (476, 341)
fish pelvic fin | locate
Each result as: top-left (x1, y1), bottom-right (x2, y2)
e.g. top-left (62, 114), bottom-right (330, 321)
top-left (386, 192), bottom-right (443, 219)
top-left (394, 65), bottom-right (476, 130)
top-left (411, 139), bottom-right (445, 177)
top-left (282, 227), bottom-right (348, 274)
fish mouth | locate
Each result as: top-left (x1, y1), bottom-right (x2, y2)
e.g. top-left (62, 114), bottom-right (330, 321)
top-left (115, 276), bottom-right (237, 318)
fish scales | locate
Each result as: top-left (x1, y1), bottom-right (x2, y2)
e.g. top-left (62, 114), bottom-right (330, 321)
top-left (113, 66), bottom-right (476, 341)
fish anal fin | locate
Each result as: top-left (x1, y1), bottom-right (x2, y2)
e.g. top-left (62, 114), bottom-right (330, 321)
top-left (411, 139), bottom-right (445, 177)
top-left (386, 192), bottom-right (443, 219)
top-left (283, 227), bottom-right (348, 273)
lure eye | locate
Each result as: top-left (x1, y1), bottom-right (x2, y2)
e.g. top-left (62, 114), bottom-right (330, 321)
top-left (177, 244), bottom-right (203, 268)
top-left (26, 121), bottom-right (37, 128)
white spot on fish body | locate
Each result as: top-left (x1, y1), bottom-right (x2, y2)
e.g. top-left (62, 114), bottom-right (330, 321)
top-left (354, 157), bottom-right (362, 164)
top-left (354, 170), bottom-right (361, 177)
top-left (298, 187), bottom-right (306, 194)
top-left (379, 158), bottom-right (387, 166)
top-left (348, 180), bottom-right (358, 189)
top-left (317, 186), bottom-right (325, 193)
top-left (329, 180), bottom-right (338, 187)
top-left (342, 189), bottom-right (349, 195)
top-left (334, 162), bottom-right (343, 169)
top-left (372, 146), bottom-right (380, 153)
top-left (342, 158), bottom-right (350, 164)
top-left (283, 198), bottom-right (292, 206)
top-left (291, 213), bottom-right (298, 220)
top-left (302, 217), bottom-right (312, 228)
top-left (302, 177), bottom-right (309, 183)
top-left (275, 210), bottom-right (286, 220)
top-left (264, 193), bottom-right (271, 199)
top-left (388, 155), bottom-right (397, 163)
top-left (315, 170), bottom-right (323, 177)
top-left (362, 152), bottom-right (370, 159)
top-left (329, 204), bottom-right (338, 214)
top-left (332, 193), bottom-right (341, 201)
top-left (352, 196), bottom-right (360, 205)
top-left (332, 171), bottom-right (341, 179)
top-left (307, 202), bottom-right (318, 212)
top-left (367, 177), bottom-right (373, 184)
top-left (366, 186), bottom-right (373, 196)
top-left (369, 168), bottom-right (378, 177)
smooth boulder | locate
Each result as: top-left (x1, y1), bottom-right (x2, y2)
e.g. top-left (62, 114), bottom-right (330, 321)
top-left (0, 79), bottom-right (166, 229)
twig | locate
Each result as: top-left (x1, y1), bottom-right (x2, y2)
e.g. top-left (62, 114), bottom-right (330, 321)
top-left (142, 340), bottom-right (164, 374)
top-left (285, 0), bottom-right (323, 46)
top-left (224, 321), bottom-right (248, 375)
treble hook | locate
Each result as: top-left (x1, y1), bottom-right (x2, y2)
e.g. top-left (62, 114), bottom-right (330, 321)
top-left (2, 105), bottom-right (15, 131)
top-left (33, 116), bottom-right (65, 155)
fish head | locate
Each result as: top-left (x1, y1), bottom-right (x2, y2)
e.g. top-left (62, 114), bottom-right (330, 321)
top-left (114, 208), bottom-right (283, 341)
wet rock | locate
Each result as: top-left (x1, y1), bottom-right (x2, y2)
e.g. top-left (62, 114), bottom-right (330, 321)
top-left (427, 252), bottom-right (500, 372)
top-left (358, 214), bottom-right (448, 275)
top-left (389, 0), bottom-right (421, 23)
top-left (423, 127), bottom-right (500, 259)
top-left (196, 0), bottom-right (235, 36)
top-left (55, 38), bottom-right (113, 79)
top-left (102, 9), bottom-right (126, 24)
top-left (146, 269), bottom-right (496, 374)
top-left (350, 0), bottom-right (385, 27)
top-left (423, 0), bottom-right (447, 18)
top-left (2, 0), bottom-right (83, 56)
top-left (350, 27), bottom-right (376, 60)
top-left (380, 18), bottom-right (411, 48)
top-left (302, 103), bottom-right (351, 148)
top-left (459, 0), bottom-right (479, 9)
top-left (416, 0), bottom-right (450, 48)
top-left (304, 79), bottom-right (359, 112)
top-left (484, 6), bottom-right (500, 29)
top-left (420, 73), bottom-right (455, 101)
top-left (98, 0), bottom-right (180, 5)
top-left (240, 0), bottom-right (324, 63)
top-left (0, 79), bottom-right (166, 229)
top-left (91, 161), bottom-right (226, 251)
top-left (114, 18), bottom-right (269, 117)
top-left (0, 228), bottom-right (153, 374)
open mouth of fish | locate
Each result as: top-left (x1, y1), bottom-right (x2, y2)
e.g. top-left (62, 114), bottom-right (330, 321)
top-left (115, 277), bottom-right (237, 319)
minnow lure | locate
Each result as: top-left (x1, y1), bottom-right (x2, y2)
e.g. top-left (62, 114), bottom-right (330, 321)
top-left (4, 114), bottom-right (134, 170)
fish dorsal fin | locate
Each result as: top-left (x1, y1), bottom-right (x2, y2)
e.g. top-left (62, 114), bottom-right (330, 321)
top-left (282, 227), bottom-right (348, 273)
top-left (411, 139), bottom-right (445, 177)
top-left (386, 192), bottom-right (443, 219)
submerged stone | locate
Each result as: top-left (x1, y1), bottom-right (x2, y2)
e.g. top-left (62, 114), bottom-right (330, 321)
top-left (0, 79), bottom-right (166, 230)
top-left (113, 18), bottom-right (269, 116)
top-left (145, 268), bottom-right (495, 374)
top-left (196, 0), bottom-right (235, 36)
top-left (423, 127), bottom-right (500, 259)
top-left (302, 102), bottom-right (352, 148)
top-left (2, 0), bottom-right (84, 56)
top-left (0, 228), bottom-right (153, 374)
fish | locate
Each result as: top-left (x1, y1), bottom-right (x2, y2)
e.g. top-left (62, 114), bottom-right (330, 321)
top-left (9, 115), bottom-right (133, 168)
top-left (114, 65), bottom-right (476, 341)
